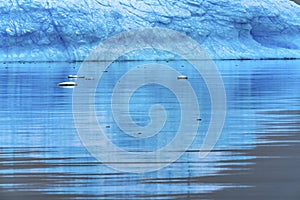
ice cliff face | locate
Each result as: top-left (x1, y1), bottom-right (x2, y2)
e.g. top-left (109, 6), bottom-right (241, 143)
top-left (0, 0), bottom-right (299, 61)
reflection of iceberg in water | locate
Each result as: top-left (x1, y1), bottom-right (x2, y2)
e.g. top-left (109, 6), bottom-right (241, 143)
top-left (1, 60), bottom-right (300, 198)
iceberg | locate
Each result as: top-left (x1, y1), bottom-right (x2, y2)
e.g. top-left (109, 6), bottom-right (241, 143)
top-left (0, 0), bottom-right (299, 61)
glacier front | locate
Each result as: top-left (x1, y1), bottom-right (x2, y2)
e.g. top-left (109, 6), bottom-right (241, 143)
top-left (0, 0), bottom-right (300, 61)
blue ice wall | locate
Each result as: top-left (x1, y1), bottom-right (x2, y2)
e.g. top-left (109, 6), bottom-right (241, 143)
top-left (0, 0), bottom-right (299, 61)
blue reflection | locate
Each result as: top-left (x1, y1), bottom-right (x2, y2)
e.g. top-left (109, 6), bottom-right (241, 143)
top-left (0, 60), bottom-right (299, 198)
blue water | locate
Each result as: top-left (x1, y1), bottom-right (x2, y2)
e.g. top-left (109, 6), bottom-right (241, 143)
top-left (0, 60), bottom-right (300, 199)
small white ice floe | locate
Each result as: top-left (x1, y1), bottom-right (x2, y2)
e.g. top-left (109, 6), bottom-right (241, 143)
top-left (57, 81), bottom-right (77, 88)
top-left (177, 75), bottom-right (188, 80)
top-left (68, 75), bottom-right (85, 79)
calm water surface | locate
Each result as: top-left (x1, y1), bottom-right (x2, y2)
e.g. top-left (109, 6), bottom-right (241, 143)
top-left (0, 60), bottom-right (299, 199)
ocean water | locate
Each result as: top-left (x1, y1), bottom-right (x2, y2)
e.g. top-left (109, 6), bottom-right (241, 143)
top-left (0, 60), bottom-right (299, 199)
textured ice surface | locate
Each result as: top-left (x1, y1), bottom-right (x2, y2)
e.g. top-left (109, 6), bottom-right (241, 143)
top-left (0, 0), bottom-right (299, 61)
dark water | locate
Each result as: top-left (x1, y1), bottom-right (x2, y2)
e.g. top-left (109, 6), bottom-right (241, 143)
top-left (0, 60), bottom-right (299, 199)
